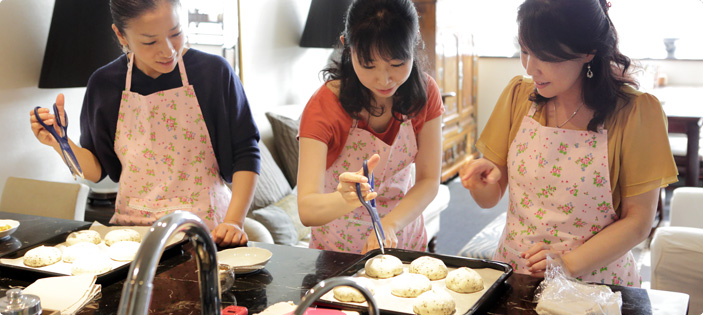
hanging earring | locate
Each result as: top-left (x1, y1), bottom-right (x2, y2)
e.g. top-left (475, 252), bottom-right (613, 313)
top-left (586, 63), bottom-right (594, 79)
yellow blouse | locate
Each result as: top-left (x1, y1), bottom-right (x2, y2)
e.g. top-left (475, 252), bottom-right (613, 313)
top-left (477, 76), bottom-right (678, 216)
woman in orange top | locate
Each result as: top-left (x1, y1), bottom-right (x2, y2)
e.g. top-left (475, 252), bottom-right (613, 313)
top-left (298, 0), bottom-right (444, 254)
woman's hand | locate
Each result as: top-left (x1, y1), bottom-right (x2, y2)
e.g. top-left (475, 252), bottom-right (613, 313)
top-left (522, 242), bottom-right (567, 278)
top-left (459, 157), bottom-right (502, 191)
top-left (336, 154), bottom-right (381, 207)
top-left (362, 225), bottom-right (398, 254)
top-left (30, 93), bottom-right (66, 148)
top-left (211, 222), bottom-right (248, 248)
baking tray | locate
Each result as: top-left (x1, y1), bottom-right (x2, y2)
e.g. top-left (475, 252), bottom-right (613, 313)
top-left (317, 248), bottom-right (513, 315)
top-left (0, 226), bottom-right (186, 286)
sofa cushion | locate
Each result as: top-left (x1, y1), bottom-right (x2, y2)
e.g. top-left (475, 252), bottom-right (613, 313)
top-left (458, 212), bottom-right (506, 259)
top-left (249, 142), bottom-right (292, 211)
top-left (265, 112), bottom-right (300, 188)
top-left (249, 201), bottom-right (298, 245)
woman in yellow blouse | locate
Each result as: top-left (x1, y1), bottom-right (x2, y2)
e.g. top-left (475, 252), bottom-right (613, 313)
top-left (460, 0), bottom-right (677, 287)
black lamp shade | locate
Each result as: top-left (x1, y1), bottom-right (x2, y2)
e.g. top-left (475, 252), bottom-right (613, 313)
top-left (299, 0), bottom-right (353, 48)
top-left (39, 0), bottom-right (123, 88)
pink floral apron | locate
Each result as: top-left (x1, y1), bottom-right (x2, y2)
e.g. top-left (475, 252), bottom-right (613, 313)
top-left (494, 103), bottom-right (640, 287)
top-left (111, 53), bottom-right (230, 230)
top-left (310, 119), bottom-right (427, 253)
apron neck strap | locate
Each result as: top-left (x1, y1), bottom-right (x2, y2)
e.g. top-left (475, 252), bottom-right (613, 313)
top-left (126, 53), bottom-right (134, 91)
top-left (124, 52), bottom-right (190, 91)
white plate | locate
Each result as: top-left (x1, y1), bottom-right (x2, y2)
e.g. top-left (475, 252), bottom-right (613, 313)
top-left (218, 247), bottom-right (272, 274)
top-left (0, 220), bottom-right (20, 240)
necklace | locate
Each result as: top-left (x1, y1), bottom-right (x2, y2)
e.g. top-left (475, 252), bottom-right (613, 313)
top-left (553, 100), bottom-right (585, 128)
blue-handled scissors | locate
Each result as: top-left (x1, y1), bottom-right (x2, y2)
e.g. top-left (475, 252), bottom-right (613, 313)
top-left (33, 104), bottom-right (84, 179)
top-left (355, 159), bottom-right (386, 254)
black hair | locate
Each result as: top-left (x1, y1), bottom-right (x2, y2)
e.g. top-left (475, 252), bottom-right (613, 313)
top-left (518, 0), bottom-right (637, 132)
top-left (110, 0), bottom-right (180, 34)
top-left (322, 0), bottom-right (428, 121)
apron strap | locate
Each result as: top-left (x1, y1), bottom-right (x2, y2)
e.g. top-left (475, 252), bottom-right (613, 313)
top-left (124, 52), bottom-right (190, 91)
top-left (177, 56), bottom-right (189, 86)
top-left (125, 53), bottom-right (134, 91)
top-left (527, 102), bottom-right (539, 117)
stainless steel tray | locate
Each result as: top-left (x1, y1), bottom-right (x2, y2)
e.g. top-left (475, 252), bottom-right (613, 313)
top-left (318, 248), bottom-right (513, 315)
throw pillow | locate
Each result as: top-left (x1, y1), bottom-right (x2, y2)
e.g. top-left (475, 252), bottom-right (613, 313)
top-left (274, 188), bottom-right (310, 241)
top-left (249, 142), bottom-right (292, 211)
top-left (249, 203), bottom-right (298, 245)
top-left (265, 112), bottom-right (300, 188)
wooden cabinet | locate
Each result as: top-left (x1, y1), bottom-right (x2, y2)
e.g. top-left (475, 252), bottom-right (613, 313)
top-left (414, 0), bottom-right (478, 183)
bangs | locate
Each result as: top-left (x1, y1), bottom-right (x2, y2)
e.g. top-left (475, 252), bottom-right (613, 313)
top-left (518, 3), bottom-right (580, 62)
top-left (350, 12), bottom-right (414, 64)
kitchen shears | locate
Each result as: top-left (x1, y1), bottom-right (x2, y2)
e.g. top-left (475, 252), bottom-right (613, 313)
top-left (355, 159), bottom-right (386, 254)
top-left (33, 104), bottom-right (84, 179)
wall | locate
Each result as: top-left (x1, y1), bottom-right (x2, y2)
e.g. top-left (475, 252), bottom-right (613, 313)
top-left (0, 0), bottom-right (86, 196)
top-left (239, 0), bottom-right (331, 144)
top-left (0, 0), bottom-right (332, 195)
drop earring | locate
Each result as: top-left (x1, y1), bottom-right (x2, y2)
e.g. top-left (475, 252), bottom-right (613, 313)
top-left (586, 63), bottom-right (594, 79)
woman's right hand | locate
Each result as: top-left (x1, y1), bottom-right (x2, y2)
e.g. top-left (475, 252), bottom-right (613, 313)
top-left (336, 154), bottom-right (381, 207)
top-left (30, 93), bottom-right (66, 148)
top-left (459, 157), bottom-right (502, 190)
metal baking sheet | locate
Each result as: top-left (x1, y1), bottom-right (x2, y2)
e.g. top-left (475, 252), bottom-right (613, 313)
top-left (0, 223), bottom-right (186, 285)
top-left (318, 248), bottom-right (513, 315)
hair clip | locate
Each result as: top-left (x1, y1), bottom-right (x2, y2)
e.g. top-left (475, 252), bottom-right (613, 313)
top-left (607, 1), bottom-right (611, 8)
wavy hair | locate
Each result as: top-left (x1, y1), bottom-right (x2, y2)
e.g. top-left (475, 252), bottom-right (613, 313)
top-left (518, 0), bottom-right (637, 131)
top-left (322, 0), bottom-right (427, 121)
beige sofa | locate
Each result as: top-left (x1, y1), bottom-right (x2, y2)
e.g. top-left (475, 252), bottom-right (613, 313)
top-left (247, 105), bottom-right (451, 250)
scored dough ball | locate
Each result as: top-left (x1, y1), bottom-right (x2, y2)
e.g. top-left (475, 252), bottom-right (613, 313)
top-left (445, 267), bottom-right (484, 293)
top-left (23, 246), bottom-right (62, 267)
top-left (108, 241), bottom-right (141, 261)
top-left (71, 254), bottom-right (112, 276)
top-left (413, 289), bottom-right (456, 315)
top-left (66, 230), bottom-right (102, 246)
top-left (332, 279), bottom-right (375, 303)
top-left (409, 256), bottom-right (448, 280)
top-left (105, 229), bottom-right (141, 246)
top-left (364, 254), bottom-right (403, 279)
top-left (390, 273), bottom-right (432, 298)
top-left (62, 242), bottom-right (101, 263)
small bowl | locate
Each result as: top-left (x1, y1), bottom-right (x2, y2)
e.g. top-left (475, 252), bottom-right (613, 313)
top-left (218, 247), bottom-right (272, 274)
top-left (0, 220), bottom-right (20, 240)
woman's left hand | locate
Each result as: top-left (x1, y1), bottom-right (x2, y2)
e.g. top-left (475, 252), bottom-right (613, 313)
top-left (522, 242), bottom-right (565, 278)
top-left (362, 225), bottom-right (398, 254)
top-left (211, 222), bottom-right (248, 247)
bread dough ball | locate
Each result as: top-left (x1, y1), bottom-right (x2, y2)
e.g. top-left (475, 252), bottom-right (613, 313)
top-left (364, 254), bottom-right (403, 279)
top-left (332, 279), bottom-right (375, 303)
top-left (107, 241), bottom-right (141, 261)
top-left (23, 246), bottom-right (62, 267)
top-left (413, 289), bottom-right (456, 315)
top-left (66, 230), bottom-right (102, 246)
top-left (105, 229), bottom-right (141, 246)
top-left (445, 267), bottom-right (484, 293)
top-left (390, 273), bottom-right (432, 298)
top-left (409, 256), bottom-right (448, 280)
top-left (62, 242), bottom-right (101, 263)
top-left (71, 254), bottom-right (112, 275)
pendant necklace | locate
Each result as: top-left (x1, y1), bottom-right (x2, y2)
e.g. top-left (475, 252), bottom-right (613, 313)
top-left (553, 100), bottom-right (585, 128)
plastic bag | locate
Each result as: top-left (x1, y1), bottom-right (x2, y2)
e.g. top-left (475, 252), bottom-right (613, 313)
top-left (533, 255), bottom-right (623, 315)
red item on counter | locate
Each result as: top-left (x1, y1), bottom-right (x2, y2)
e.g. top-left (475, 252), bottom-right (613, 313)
top-left (222, 305), bottom-right (248, 315)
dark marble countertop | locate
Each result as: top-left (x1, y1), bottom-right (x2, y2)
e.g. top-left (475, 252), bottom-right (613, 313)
top-left (0, 212), bottom-right (690, 314)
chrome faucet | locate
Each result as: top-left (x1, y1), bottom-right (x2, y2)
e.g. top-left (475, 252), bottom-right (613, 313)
top-left (294, 277), bottom-right (379, 315)
top-left (117, 211), bottom-right (221, 315)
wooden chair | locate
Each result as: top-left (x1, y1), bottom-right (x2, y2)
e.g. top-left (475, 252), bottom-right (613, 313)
top-left (0, 176), bottom-right (90, 221)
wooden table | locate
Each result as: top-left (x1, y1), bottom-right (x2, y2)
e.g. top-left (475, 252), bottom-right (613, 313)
top-left (651, 86), bottom-right (703, 187)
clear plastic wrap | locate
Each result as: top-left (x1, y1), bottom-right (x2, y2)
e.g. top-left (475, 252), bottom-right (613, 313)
top-left (533, 255), bottom-right (622, 315)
